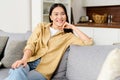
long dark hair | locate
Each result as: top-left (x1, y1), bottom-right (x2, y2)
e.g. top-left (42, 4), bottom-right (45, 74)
top-left (49, 3), bottom-right (73, 33)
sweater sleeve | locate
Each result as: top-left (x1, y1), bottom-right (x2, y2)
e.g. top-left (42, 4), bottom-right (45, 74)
top-left (24, 23), bottom-right (42, 55)
top-left (70, 34), bottom-right (94, 46)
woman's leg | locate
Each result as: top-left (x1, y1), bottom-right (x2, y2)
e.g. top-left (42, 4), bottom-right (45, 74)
top-left (4, 58), bottom-right (41, 80)
top-left (28, 70), bottom-right (46, 80)
top-left (4, 65), bottom-right (30, 80)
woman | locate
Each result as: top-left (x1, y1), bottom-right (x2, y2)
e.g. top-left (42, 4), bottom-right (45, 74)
top-left (4, 3), bottom-right (93, 80)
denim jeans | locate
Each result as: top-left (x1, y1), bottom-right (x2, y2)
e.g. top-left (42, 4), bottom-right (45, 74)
top-left (4, 59), bottom-right (46, 80)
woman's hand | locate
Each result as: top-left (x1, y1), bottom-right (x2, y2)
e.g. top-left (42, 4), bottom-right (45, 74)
top-left (11, 49), bottom-right (32, 69)
top-left (11, 59), bottom-right (27, 69)
top-left (62, 22), bottom-right (75, 30)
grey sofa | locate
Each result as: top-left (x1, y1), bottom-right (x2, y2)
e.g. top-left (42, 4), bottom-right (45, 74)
top-left (0, 30), bottom-right (120, 80)
top-left (0, 30), bottom-right (31, 80)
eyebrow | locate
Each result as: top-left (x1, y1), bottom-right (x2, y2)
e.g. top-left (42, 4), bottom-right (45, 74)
top-left (52, 12), bottom-right (65, 14)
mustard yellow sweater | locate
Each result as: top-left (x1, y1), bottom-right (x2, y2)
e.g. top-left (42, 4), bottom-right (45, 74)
top-left (24, 22), bottom-right (93, 80)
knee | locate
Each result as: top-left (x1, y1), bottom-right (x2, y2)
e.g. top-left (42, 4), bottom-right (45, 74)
top-left (9, 65), bottom-right (29, 73)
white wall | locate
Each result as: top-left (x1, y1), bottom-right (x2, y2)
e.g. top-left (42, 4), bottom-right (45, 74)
top-left (31, 0), bottom-right (42, 30)
top-left (71, 0), bottom-right (86, 24)
top-left (0, 0), bottom-right (31, 33)
top-left (83, 0), bottom-right (120, 7)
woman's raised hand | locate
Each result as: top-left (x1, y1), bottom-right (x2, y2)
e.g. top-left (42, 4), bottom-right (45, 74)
top-left (62, 22), bottom-right (75, 30)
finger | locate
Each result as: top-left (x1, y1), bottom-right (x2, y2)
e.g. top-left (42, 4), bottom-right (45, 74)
top-left (16, 63), bottom-right (21, 68)
top-left (16, 61), bottom-right (23, 68)
top-left (23, 62), bottom-right (27, 67)
top-left (65, 23), bottom-right (70, 28)
top-left (11, 60), bottom-right (23, 69)
top-left (12, 62), bottom-right (18, 69)
top-left (62, 22), bottom-right (67, 29)
top-left (65, 23), bottom-right (73, 29)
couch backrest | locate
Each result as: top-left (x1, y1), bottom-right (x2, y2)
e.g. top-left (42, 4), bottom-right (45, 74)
top-left (66, 45), bottom-right (120, 80)
top-left (0, 30), bottom-right (32, 55)
top-left (0, 30), bottom-right (31, 40)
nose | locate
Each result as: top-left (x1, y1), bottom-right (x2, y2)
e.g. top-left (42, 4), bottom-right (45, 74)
top-left (58, 14), bottom-right (63, 19)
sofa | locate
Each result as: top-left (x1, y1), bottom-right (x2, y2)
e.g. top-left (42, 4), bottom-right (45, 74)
top-left (1, 30), bottom-right (120, 80)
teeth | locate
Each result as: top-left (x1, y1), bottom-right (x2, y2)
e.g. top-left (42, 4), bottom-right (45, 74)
top-left (58, 20), bottom-right (62, 21)
top-left (57, 20), bottom-right (63, 22)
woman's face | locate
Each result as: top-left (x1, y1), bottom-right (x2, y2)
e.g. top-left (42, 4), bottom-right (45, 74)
top-left (50, 6), bottom-right (67, 28)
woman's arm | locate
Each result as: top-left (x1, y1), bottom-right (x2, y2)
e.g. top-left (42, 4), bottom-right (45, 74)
top-left (72, 26), bottom-right (92, 42)
top-left (22, 49), bottom-right (32, 62)
top-left (11, 49), bottom-right (32, 69)
top-left (11, 23), bottom-right (42, 69)
top-left (63, 22), bottom-right (92, 42)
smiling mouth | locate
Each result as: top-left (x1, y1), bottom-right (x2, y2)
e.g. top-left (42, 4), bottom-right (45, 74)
top-left (56, 19), bottom-right (65, 23)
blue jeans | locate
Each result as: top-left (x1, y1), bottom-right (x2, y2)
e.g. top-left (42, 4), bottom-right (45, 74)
top-left (4, 59), bottom-right (46, 80)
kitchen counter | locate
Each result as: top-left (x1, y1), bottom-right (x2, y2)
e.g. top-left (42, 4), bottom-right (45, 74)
top-left (75, 22), bottom-right (120, 29)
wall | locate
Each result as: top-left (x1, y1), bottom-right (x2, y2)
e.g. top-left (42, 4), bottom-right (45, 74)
top-left (0, 0), bottom-right (31, 33)
top-left (0, 0), bottom-right (84, 33)
top-left (83, 0), bottom-right (120, 7)
top-left (31, 0), bottom-right (42, 30)
top-left (71, 0), bottom-right (86, 24)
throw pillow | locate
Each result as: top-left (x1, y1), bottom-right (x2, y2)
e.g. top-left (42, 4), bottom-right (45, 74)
top-left (0, 62), bottom-right (2, 67)
top-left (1, 40), bottom-right (27, 68)
top-left (51, 47), bottom-right (70, 80)
top-left (0, 36), bottom-right (9, 60)
top-left (97, 48), bottom-right (120, 80)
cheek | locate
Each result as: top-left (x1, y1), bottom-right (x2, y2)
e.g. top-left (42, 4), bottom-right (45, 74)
top-left (50, 16), bottom-right (52, 21)
top-left (50, 16), bottom-right (56, 21)
top-left (50, 16), bottom-right (54, 21)
top-left (63, 15), bottom-right (67, 20)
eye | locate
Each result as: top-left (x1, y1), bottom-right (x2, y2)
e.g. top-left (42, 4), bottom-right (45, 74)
top-left (53, 13), bottom-right (58, 16)
top-left (61, 12), bottom-right (65, 15)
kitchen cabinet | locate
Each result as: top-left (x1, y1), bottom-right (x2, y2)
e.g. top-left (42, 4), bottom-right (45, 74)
top-left (118, 30), bottom-right (120, 42)
top-left (83, 0), bottom-right (120, 7)
top-left (77, 26), bottom-right (120, 45)
top-left (93, 28), bottom-right (119, 45)
top-left (76, 27), bottom-right (94, 38)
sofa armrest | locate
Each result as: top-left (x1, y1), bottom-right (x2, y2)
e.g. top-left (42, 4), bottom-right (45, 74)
top-left (115, 76), bottom-right (120, 80)
top-left (52, 47), bottom-right (70, 79)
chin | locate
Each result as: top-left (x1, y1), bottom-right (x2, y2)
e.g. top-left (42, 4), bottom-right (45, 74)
top-left (57, 24), bottom-right (63, 27)
top-left (57, 23), bottom-right (64, 26)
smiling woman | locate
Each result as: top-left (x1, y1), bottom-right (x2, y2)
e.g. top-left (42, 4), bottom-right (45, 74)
top-left (4, 3), bottom-right (93, 80)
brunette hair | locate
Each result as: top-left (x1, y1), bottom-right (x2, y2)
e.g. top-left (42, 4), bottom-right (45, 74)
top-left (49, 3), bottom-right (73, 33)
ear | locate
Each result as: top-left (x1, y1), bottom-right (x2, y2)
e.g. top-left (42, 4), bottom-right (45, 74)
top-left (50, 15), bottom-right (53, 21)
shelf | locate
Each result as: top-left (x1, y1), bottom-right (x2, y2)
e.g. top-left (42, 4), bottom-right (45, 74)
top-left (43, 0), bottom-right (55, 3)
top-left (43, 14), bottom-right (49, 16)
top-left (75, 22), bottom-right (120, 29)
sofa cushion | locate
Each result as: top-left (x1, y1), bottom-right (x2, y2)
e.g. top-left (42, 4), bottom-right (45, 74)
top-left (0, 30), bottom-right (31, 55)
top-left (52, 47), bottom-right (70, 80)
top-left (0, 68), bottom-right (9, 80)
top-left (66, 45), bottom-right (120, 80)
top-left (1, 40), bottom-right (27, 68)
top-left (0, 36), bottom-right (9, 60)
top-left (0, 30), bottom-right (31, 39)
top-left (97, 48), bottom-right (120, 80)
top-left (0, 31), bottom-right (25, 40)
